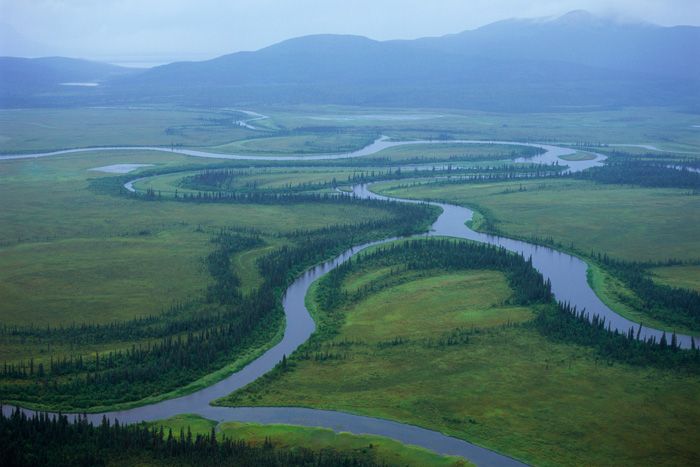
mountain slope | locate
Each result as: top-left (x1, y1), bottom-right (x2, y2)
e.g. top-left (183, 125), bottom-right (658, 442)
top-left (1, 11), bottom-right (698, 110)
top-left (0, 56), bottom-right (136, 87)
top-left (408, 10), bottom-right (700, 80)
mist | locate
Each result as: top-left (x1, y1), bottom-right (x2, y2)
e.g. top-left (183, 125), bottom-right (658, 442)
top-left (1, 0), bottom-right (699, 66)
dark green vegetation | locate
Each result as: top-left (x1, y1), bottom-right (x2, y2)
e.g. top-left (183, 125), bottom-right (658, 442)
top-left (590, 255), bottom-right (700, 332)
top-left (0, 408), bottom-right (401, 467)
top-left (180, 162), bottom-right (561, 196)
top-left (219, 239), bottom-right (700, 466)
top-left (573, 160), bottom-right (700, 190)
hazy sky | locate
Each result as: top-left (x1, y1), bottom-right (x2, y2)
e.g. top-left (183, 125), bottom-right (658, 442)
top-left (1, 0), bottom-right (699, 66)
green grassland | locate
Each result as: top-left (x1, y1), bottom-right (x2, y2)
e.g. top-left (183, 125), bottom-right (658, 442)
top-left (0, 142), bottom-right (446, 412)
top-left (372, 177), bottom-right (700, 333)
top-left (650, 265), bottom-right (700, 293)
top-left (146, 414), bottom-right (470, 466)
top-left (208, 132), bottom-right (377, 155)
top-left (0, 233), bottom-right (210, 326)
top-left (146, 414), bottom-right (218, 436)
top-left (265, 105), bottom-right (700, 152)
top-left (0, 107), bottom-right (270, 153)
top-left (375, 178), bottom-right (700, 263)
top-left (134, 167), bottom-right (362, 194)
top-left (219, 421), bottom-right (471, 467)
top-left (2, 104), bottom-right (699, 461)
top-left (218, 250), bottom-right (700, 466)
top-left (2, 106), bottom-right (699, 156)
top-left (558, 152), bottom-right (597, 161)
top-left (338, 270), bottom-right (533, 338)
top-left (0, 149), bottom-right (395, 245)
top-left (131, 145), bottom-right (543, 197)
top-left (0, 151), bottom-right (397, 329)
top-left (0, 204), bottom-right (388, 329)
top-left (363, 143), bottom-right (534, 162)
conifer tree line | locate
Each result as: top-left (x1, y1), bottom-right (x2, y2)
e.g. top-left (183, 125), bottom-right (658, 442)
top-left (181, 162), bottom-right (563, 195)
top-left (594, 149), bottom-right (700, 171)
top-left (0, 408), bottom-right (387, 467)
top-left (312, 239), bottom-right (700, 372)
top-left (0, 202), bottom-right (437, 410)
top-left (535, 302), bottom-right (700, 371)
top-left (590, 253), bottom-right (700, 331)
top-left (317, 239), bottom-right (552, 313)
top-left (383, 165), bottom-right (568, 192)
top-left (357, 145), bottom-right (544, 166)
top-left (573, 161), bottom-right (700, 190)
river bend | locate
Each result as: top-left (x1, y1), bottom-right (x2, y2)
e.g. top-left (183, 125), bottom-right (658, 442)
top-left (4, 139), bottom-right (696, 467)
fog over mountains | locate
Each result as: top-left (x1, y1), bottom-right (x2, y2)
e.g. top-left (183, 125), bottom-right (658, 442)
top-left (1, 11), bottom-right (698, 111)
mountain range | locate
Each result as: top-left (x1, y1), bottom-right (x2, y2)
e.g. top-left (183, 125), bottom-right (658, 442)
top-left (1, 11), bottom-right (698, 111)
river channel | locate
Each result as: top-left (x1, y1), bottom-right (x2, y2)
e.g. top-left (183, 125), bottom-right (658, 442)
top-left (5, 138), bottom-right (694, 466)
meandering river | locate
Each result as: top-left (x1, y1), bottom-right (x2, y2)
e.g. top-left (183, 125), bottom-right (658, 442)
top-left (0, 136), bottom-right (601, 172)
top-left (3, 139), bottom-right (696, 466)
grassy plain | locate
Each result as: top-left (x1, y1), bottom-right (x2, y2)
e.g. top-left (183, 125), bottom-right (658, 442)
top-left (147, 414), bottom-right (470, 466)
top-left (135, 167), bottom-right (362, 194)
top-left (0, 233), bottom-right (210, 326)
top-left (373, 177), bottom-right (700, 332)
top-left (650, 265), bottom-right (700, 293)
top-left (147, 414), bottom-right (217, 436)
top-left (2, 104), bottom-right (700, 457)
top-left (219, 254), bottom-right (700, 466)
top-left (375, 178), bottom-right (700, 263)
top-left (0, 152), bottom-right (396, 328)
top-left (558, 152), bottom-right (596, 161)
top-left (0, 107), bottom-right (268, 153)
top-left (267, 105), bottom-right (700, 152)
top-left (1, 136), bottom-right (447, 412)
top-left (2, 106), bottom-right (699, 156)
top-left (219, 421), bottom-right (471, 467)
top-left (209, 133), bottom-right (377, 155)
top-left (364, 143), bottom-right (532, 162)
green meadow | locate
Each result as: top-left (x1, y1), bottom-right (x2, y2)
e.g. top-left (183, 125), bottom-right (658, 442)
top-left (0, 146), bottom-right (409, 405)
top-left (1, 105), bottom-right (699, 465)
top-left (650, 265), bottom-right (700, 293)
top-left (372, 177), bottom-right (700, 332)
top-left (147, 414), bottom-right (470, 466)
top-left (3, 106), bottom-right (699, 156)
top-left (0, 107), bottom-right (265, 153)
top-left (208, 132), bottom-right (377, 155)
top-left (266, 105), bottom-right (700, 152)
top-left (0, 151), bottom-right (396, 327)
top-left (363, 142), bottom-right (537, 162)
top-left (218, 244), bottom-right (700, 466)
top-left (374, 178), bottom-right (700, 263)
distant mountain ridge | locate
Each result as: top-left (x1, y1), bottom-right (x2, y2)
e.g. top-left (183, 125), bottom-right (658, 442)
top-left (407, 10), bottom-right (699, 80)
top-left (0, 56), bottom-right (135, 86)
top-left (1, 11), bottom-right (698, 111)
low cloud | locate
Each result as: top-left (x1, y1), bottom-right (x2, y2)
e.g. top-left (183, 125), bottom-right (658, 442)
top-left (1, 0), bottom-right (698, 65)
